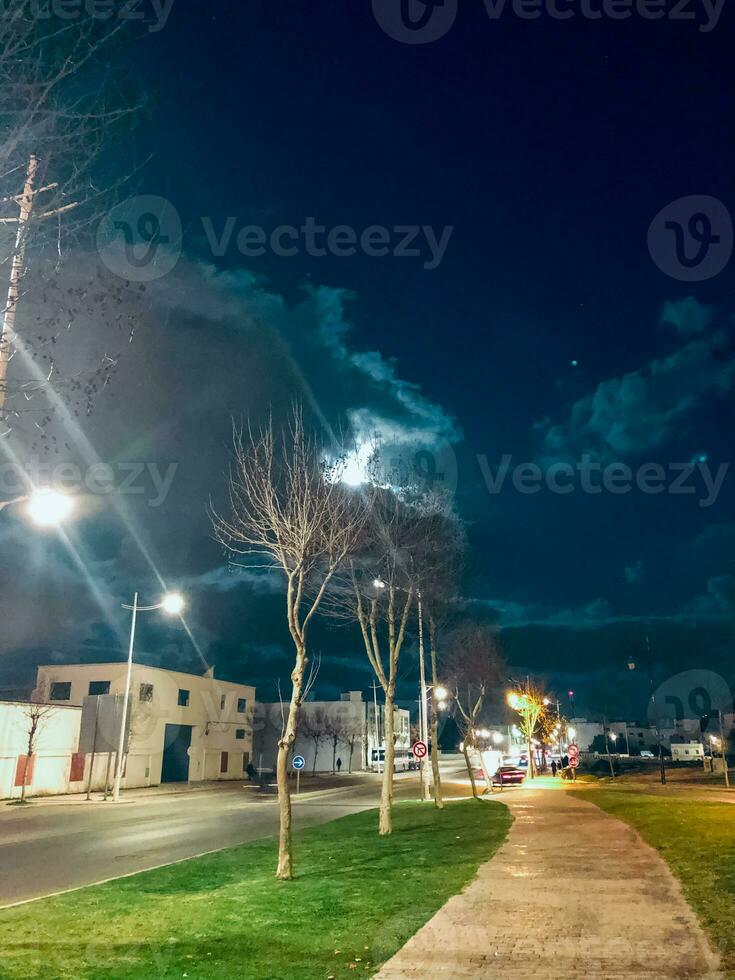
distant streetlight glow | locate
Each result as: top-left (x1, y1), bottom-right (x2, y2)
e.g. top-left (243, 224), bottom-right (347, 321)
top-left (567, 726), bottom-right (576, 740)
top-left (437, 700), bottom-right (448, 711)
top-left (434, 685), bottom-right (448, 700)
top-left (492, 731), bottom-right (504, 745)
top-left (373, 578), bottom-right (386, 590)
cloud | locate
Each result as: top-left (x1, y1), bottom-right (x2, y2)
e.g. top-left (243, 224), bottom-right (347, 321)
top-left (538, 300), bottom-right (734, 461)
top-left (0, 250), bottom-right (460, 691)
top-left (660, 296), bottom-right (713, 337)
top-left (624, 561), bottom-right (645, 586)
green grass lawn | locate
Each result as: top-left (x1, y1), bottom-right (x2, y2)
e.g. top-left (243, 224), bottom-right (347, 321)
top-left (0, 800), bottom-right (511, 980)
top-left (582, 787), bottom-right (735, 976)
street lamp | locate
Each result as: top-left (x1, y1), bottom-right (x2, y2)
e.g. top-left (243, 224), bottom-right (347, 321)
top-left (0, 488), bottom-right (75, 527)
top-left (112, 591), bottom-right (186, 801)
top-left (492, 731), bottom-right (504, 745)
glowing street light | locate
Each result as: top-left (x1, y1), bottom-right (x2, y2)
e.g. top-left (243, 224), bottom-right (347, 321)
top-left (112, 591), bottom-right (186, 801)
top-left (372, 578), bottom-right (386, 590)
top-left (434, 685), bottom-right (448, 701)
top-left (567, 726), bottom-right (576, 740)
top-left (0, 488), bottom-right (75, 527)
top-left (436, 700), bottom-right (448, 711)
top-left (492, 731), bottom-right (504, 745)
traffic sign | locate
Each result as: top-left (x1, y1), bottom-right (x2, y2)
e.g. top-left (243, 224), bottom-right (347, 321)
top-left (568, 743), bottom-right (580, 759)
top-left (412, 740), bottom-right (428, 759)
top-left (568, 756), bottom-right (579, 769)
top-left (292, 755), bottom-right (305, 770)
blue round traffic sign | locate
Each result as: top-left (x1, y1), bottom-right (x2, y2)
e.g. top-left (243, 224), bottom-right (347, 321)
top-left (292, 755), bottom-right (305, 771)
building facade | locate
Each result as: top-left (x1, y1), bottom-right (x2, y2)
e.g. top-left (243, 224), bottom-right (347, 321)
top-left (253, 691), bottom-right (412, 774)
top-left (35, 663), bottom-right (256, 790)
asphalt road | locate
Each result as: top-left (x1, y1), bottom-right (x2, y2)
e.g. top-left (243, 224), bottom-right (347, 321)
top-left (0, 767), bottom-right (461, 907)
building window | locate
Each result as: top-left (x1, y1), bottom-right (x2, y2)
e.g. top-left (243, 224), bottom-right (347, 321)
top-left (50, 681), bottom-right (71, 701)
top-left (220, 751), bottom-right (228, 773)
top-left (178, 689), bottom-right (190, 707)
top-left (237, 697), bottom-right (247, 714)
top-left (220, 693), bottom-right (227, 710)
top-left (235, 729), bottom-right (245, 740)
top-left (88, 681), bottom-right (110, 696)
top-left (139, 683), bottom-right (154, 702)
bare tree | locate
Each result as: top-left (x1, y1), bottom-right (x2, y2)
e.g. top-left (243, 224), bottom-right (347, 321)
top-left (342, 715), bottom-right (364, 773)
top-left (507, 679), bottom-right (548, 778)
top-left (412, 497), bottom-right (465, 809)
top-left (300, 707), bottom-right (329, 775)
top-left (330, 487), bottom-right (423, 835)
top-left (18, 681), bottom-right (56, 802)
top-left (0, 3), bottom-right (144, 430)
top-left (444, 622), bottom-right (504, 798)
top-left (212, 407), bottom-right (365, 879)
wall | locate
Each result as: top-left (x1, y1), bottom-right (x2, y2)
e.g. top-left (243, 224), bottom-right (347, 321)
top-left (0, 701), bottom-right (82, 800)
top-left (254, 695), bottom-right (368, 774)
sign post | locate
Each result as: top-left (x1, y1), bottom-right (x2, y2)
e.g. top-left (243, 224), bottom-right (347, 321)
top-left (292, 754), bottom-right (305, 795)
top-left (567, 743), bottom-right (580, 780)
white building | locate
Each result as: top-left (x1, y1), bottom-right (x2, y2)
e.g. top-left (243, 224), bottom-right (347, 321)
top-left (0, 700), bottom-right (82, 800)
top-left (253, 691), bottom-right (411, 774)
top-left (35, 662), bottom-right (256, 790)
top-left (671, 741), bottom-right (705, 761)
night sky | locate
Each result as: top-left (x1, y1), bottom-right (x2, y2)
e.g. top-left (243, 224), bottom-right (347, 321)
top-left (1, 0), bottom-right (734, 721)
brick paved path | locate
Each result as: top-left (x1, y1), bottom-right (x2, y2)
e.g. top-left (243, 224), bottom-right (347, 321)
top-left (376, 788), bottom-right (722, 979)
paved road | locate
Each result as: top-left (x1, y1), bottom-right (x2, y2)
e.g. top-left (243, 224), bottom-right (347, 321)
top-left (0, 766), bottom-right (463, 907)
top-left (377, 784), bottom-right (722, 979)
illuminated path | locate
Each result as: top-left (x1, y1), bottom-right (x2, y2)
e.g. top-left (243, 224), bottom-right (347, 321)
top-left (377, 786), bottom-right (722, 979)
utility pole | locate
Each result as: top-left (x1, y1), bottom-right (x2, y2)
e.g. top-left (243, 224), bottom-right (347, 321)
top-left (417, 592), bottom-right (431, 801)
top-left (372, 680), bottom-right (382, 774)
top-left (718, 710), bottom-right (730, 789)
top-left (0, 154), bottom-right (78, 418)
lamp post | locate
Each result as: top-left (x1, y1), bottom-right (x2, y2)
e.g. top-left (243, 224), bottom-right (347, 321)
top-left (112, 591), bottom-right (185, 801)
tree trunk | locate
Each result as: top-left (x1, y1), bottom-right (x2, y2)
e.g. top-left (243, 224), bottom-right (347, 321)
top-left (332, 737), bottom-right (337, 775)
top-left (462, 742), bottom-right (478, 799)
top-left (379, 693), bottom-right (395, 835)
top-left (428, 615), bottom-right (444, 809)
top-left (275, 647), bottom-right (305, 880)
top-left (527, 736), bottom-right (535, 778)
top-left (348, 740), bottom-right (354, 773)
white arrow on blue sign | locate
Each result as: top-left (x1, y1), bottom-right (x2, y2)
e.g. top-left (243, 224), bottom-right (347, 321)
top-left (292, 755), bottom-right (306, 770)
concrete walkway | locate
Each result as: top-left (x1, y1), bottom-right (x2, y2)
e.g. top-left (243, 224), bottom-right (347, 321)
top-left (377, 787), bottom-right (722, 979)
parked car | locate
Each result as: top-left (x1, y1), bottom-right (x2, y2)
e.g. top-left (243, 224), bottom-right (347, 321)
top-left (407, 751), bottom-right (420, 770)
top-left (492, 765), bottom-right (526, 786)
top-left (639, 750), bottom-right (655, 758)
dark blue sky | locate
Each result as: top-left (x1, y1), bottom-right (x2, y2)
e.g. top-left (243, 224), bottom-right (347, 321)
top-left (2, 0), bottom-right (734, 719)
